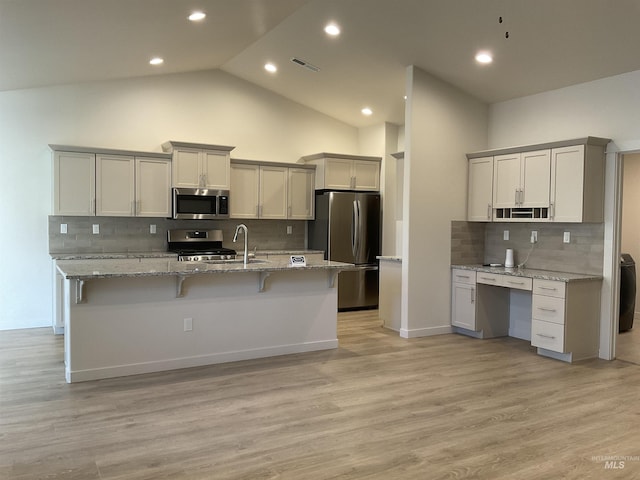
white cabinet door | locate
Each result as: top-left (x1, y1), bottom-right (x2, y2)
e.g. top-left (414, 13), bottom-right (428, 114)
top-left (353, 160), bottom-right (380, 190)
top-left (52, 151), bottom-right (95, 215)
top-left (550, 145), bottom-right (585, 222)
top-left (451, 282), bottom-right (476, 330)
top-left (324, 158), bottom-right (354, 189)
top-left (259, 165), bottom-right (288, 219)
top-left (520, 149), bottom-right (551, 207)
top-left (172, 148), bottom-right (201, 188)
top-left (96, 154), bottom-right (135, 217)
top-left (230, 163), bottom-right (260, 218)
top-left (493, 153), bottom-right (521, 208)
top-left (136, 158), bottom-right (171, 217)
top-left (202, 150), bottom-right (230, 189)
top-left (288, 168), bottom-right (315, 220)
top-left (467, 156), bottom-right (493, 221)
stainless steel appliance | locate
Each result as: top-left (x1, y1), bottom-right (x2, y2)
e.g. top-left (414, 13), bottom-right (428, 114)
top-left (172, 188), bottom-right (229, 220)
top-left (167, 229), bottom-right (236, 261)
top-left (309, 191), bottom-right (381, 310)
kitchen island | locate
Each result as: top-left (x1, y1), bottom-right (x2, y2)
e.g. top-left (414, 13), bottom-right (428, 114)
top-left (56, 258), bottom-right (352, 382)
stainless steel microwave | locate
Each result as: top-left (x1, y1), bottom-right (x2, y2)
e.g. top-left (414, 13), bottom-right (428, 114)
top-left (172, 188), bottom-right (230, 220)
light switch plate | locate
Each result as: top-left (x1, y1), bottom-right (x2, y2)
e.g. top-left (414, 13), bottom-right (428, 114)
top-left (92, 224), bottom-right (99, 235)
top-left (563, 231), bottom-right (571, 243)
top-left (287, 225), bottom-right (293, 235)
top-left (503, 230), bottom-right (509, 241)
top-left (60, 223), bottom-right (67, 234)
top-left (150, 224), bottom-right (157, 234)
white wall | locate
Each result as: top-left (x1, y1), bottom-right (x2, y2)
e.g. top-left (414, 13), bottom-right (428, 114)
top-left (489, 69), bottom-right (640, 148)
top-left (400, 66), bottom-right (488, 337)
top-left (0, 69), bottom-right (359, 330)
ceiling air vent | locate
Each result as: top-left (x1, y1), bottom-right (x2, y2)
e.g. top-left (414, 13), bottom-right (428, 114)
top-left (290, 57), bottom-right (320, 72)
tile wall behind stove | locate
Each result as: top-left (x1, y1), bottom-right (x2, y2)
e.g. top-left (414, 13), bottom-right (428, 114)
top-left (48, 216), bottom-right (306, 254)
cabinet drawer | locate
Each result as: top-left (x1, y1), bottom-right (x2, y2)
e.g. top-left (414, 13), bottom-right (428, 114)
top-left (502, 276), bottom-right (532, 291)
top-left (533, 279), bottom-right (566, 298)
top-left (452, 269), bottom-right (476, 285)
top-left (531, 319), bottom-right (565, 352)
top-left (532, 294), bottom-right (565, 324)
top-left (476, 273), bottom-right (503, 286)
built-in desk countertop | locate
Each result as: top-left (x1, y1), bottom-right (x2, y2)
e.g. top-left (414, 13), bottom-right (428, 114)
top-left (451, 265), bottom-right (602, 283)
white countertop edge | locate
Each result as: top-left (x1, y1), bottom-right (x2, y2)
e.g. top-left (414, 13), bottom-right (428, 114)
top-left (377, 256), bottom-right (402, 263)
top-left (451, 264), bottom-right (602, 282)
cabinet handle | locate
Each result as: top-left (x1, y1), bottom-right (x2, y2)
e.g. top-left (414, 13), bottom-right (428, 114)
top-left (479, 276), bottom-right (496, 282)
top-left (549, 202), bottom-right (555, 219)
top-left (539, 286), bottom-right (558, 291)
top-left (471, 287), bottom-right (475, 304)
top-left (514, 189), bottom-right (518, 205)
top-left (487, 203), bottom-right (492, 219)
top-left (538, 307), bottom-right (557, 313)
top-left (456, 274), bottom-right (470, 279)
top-left (508, 280), bottom-right (525, 285)
top-left (536, 333), bottom-right (556, 339)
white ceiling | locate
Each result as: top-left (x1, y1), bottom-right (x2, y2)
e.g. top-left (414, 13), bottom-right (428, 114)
top-left (3, 0), bottom-right (640, 128)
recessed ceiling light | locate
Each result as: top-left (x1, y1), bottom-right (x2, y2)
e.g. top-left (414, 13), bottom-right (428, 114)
top-left (361, 107), bottom-right (373, 116)
top-left (188, 11), bottom-right (206, 21)
top-left (264, 63), bottom-right (277, 73)
top-left (475, 52), bottom-right (493, 64)
top-left (324, 23), bottom-right (340, 36)
top-left (149, 57), bottom-right (164, 66)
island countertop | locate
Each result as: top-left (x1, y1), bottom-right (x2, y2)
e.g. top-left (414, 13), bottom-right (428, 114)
top-left (56, 257), bottom-right (353, 280)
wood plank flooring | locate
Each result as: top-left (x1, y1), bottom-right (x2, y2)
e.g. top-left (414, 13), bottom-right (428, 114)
top-left (2, 311), bottom-right (640, 479)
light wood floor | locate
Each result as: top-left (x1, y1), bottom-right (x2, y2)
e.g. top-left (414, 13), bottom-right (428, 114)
top-left (2, 311), bottom-right (640, 479)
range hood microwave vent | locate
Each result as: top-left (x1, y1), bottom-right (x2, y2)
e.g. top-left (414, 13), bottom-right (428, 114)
top-left (290, 57), bottom-right (320, 72)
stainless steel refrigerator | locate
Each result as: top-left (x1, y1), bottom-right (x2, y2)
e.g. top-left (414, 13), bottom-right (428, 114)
top-left (309, 191), bottom-right (381, 310)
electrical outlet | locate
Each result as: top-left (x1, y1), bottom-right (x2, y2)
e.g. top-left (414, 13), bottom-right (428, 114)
top-left (184, 318), bottom-right (193, 332)
top-left (503, 230), bottom-right (509, 241)
top-left (530, 231), bottom-right (538, 243)
top-left (60, 223), bottom-right (68, 234)
top-left (287, 225), bottom-right (292, 235)
top-left (563, 231), bottom-right (571, 243)
top-left (92, 224), bottom-right (100, 235)
top-left (150, 224), bottom-right (157, 234)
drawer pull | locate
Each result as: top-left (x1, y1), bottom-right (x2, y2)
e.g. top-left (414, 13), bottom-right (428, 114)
top-left (479, 276), bottom-right (496, 281)
top-left (456, 275), bottom-right (470, 279)
top-left (508, 280), bottom-right (525, 285)
top-left (536, 333), bottom-right (556, 340)
top-left (538, 307), bottom-right (557, 313)
top-left (539, 286), bottom-right (558, 291)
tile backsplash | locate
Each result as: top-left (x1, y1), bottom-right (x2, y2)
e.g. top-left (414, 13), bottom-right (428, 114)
top-left (451, 221), bottom-right (604, 275)
top-left (49, 216), bottom-right (306, 254)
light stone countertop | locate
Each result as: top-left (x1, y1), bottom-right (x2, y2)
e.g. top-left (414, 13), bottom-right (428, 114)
top-left (56, 258), bottom-right (353, 280)
top-left (451, 264), bottom-right (602, 283)
top-left (51, 250), bottom-right (324, 260)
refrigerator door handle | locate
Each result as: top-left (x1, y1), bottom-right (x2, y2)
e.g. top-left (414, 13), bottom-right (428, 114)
top-left (356, 199), bottom-right (363, 258)
top-left (352, 200), bottom-right (358, 257)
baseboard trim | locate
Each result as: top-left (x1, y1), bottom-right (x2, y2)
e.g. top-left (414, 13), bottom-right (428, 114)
top-left (399, 325), bottom-right (452, 338)
top-left (65, 339), bottom-right (338, 383)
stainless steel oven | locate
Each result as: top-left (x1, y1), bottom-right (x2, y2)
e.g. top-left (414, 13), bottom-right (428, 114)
top-left (172, 188), bottom-right (229, 219)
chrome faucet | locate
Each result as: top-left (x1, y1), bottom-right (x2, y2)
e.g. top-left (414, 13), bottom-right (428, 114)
top-left (233, 224), bottom-right (249, 266)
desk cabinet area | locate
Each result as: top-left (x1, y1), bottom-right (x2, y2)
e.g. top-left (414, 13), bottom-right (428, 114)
top-left (451, 267), bottom-right (602, 362)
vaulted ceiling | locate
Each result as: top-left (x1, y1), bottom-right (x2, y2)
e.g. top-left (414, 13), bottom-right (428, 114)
top-left (2, 0), bottom-right (640, 127)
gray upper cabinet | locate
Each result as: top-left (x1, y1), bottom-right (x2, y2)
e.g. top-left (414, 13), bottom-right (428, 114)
top-left (466, 137), bottom-right (609, 223)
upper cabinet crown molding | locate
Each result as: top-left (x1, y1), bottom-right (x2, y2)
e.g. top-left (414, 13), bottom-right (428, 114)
top-left (466, 136), bottom-right (610, 160)
top-left (161, 141), bottom-right (235, 153)
top-left (49, 144), bottom-right (171, 160)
